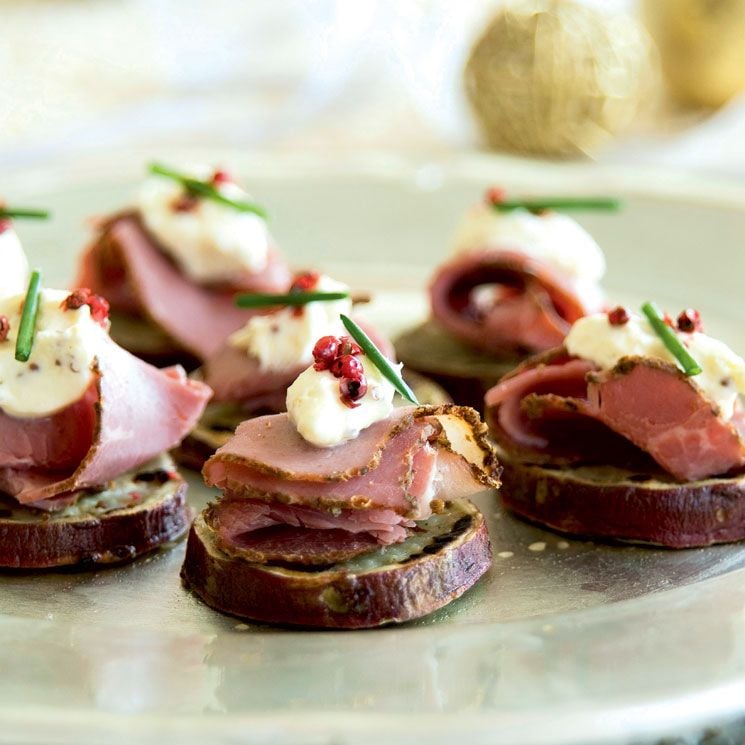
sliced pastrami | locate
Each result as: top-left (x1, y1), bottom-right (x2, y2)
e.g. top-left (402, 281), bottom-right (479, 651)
top-left (215, 524), bottom-right (381, 565)
top-left (485, 351), bottom-right (596, 453)
top-left (203, 405), bottom-right (499, 544)
top-left (209, 498), bottom-right (414, 552)
top-left (485, 349), bottom-right (745, 481)
top-left (204, 412), bottom-right (438, 517)
top-left (430, 249), bottom-right (601, 354)
top-left (75, 213), bottom-right (291, 361)
top-left (0, 384), bottom-right (98, 471)
top-left (583, 359), bottom-right (745, 481)
top-left (203, 345), bottom-right (303, 408)
top-left (0, 333), bottom-right (211, 508)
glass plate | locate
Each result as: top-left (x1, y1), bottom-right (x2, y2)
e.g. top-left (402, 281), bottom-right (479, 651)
top-left (3, 153), bottom-right (745, 745)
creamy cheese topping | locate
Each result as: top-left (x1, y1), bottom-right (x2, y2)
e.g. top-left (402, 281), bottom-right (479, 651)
top-left (137, 166), bottom-right (270, 283)
top-left (566, 313), bottom-right (745, 418)
top-left (452, 203), bottom-right (606, 285)
top-left (229, 275), bottom-right (352, 372)
top-left (0, 288), bottom-right (106, 418)
top-left (0, 228), bottom-right (30, 296)
top-left (286, 358), bottom-right (397, 448)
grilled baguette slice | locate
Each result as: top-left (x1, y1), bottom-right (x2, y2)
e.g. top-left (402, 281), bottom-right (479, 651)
top-left (181, 498), bottom-right (491, 629)
top-left (395, 319), bottom-right (519, 412)
top-left (498, 451), bottom-right (745, 548)
top-left (0, 455), bottom-right (191, 569)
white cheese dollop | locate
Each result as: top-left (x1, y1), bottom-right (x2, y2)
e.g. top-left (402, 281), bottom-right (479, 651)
top-left (229, 275), bottom-right (352, 372)
top-left (0, 288), bottom-right (106, 418)
top-left (452, 203), bottom-right (606, 286)
top-left (565, 313), bottom-right (745, 418)
top-left (0, 228), bottom-right (30, 296)
top-left (286, 358), bottom-right (397, 448)
top-left (137, 167), bottom-right (270, 284)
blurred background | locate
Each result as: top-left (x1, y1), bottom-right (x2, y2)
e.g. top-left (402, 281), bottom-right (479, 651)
top-left (2, 0), bottom-right (745, 178)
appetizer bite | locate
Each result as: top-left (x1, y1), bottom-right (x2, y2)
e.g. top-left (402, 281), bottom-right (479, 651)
top-left (395, 190), bottom-right (615, 409)
top-left (74, 163), bottom-right (291, 368)
top-left (182, 317), bottom-right (500, 628)
top-left (0, 271), bottom-right (211, 569)
top-left (485, 303), bottom-right (745, 547)
top-left (177, 271), bottom-right (448, 469)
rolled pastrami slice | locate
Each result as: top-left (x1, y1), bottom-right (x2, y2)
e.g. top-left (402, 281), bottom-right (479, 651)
top-left (430, 249), bottom-right (601, 354)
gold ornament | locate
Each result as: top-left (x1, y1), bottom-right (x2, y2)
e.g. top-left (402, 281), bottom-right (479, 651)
top-left (464, 0), bottom-right (658, 157)
top-left (643, 0), bottom-right (745, 108)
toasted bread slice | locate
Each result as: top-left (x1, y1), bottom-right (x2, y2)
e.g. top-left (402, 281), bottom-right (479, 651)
top-left (181, 498), bottom-right (491, 628)
top-left (0, 455), bottom-right (191, 569)
top-left (173, 370), bottom-right (453, 472)
top-left (395, 320), bottom-right (519, 411)
top-left (498, 450), bottom-right (745, 548)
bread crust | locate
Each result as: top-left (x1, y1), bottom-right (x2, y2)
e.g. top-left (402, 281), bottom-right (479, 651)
top-left (498, 453), bottom-right (745, 548)
top-left (0, 459), bottom-right (191, 569)
top-left (395, 320), bottom-right (519, 411)
top-left (181, 499), bottom-right (491, 628)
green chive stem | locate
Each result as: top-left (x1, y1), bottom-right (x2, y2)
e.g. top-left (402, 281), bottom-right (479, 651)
top-left (340, 314), bottom-right (419, 405)
top-left (15, 269), bottom-right (42, 363)
top-left (235, 291), bottom-right (349, 309)
top-left (148, 162), bottom-right (268, 219)
top-left (491, 197), bottom-right (621, 213)
top-left (641, 301), bottom-right (702, 377)
top-left (0, 208), bottom-right (50, 220)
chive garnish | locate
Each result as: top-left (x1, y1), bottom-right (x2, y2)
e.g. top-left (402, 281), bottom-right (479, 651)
top-left (0, 207), bottom-right (50, 220)
top-left (15, 269), bottom-right (42, 362)
top-left (235, 291), bottom-right (350, 308)
top-left (340, 314), bottom-right (419, 405)
top-left (641, 301), bottom-right (702, 377)
top-left (490, 197), bottom-right (621, 213)
top-left (148, 162), bottom-right (268, 219)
